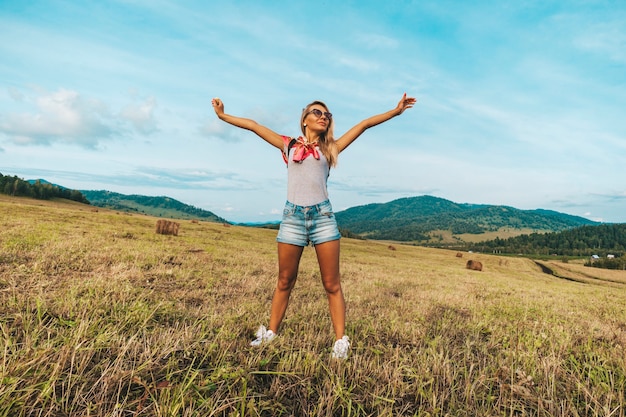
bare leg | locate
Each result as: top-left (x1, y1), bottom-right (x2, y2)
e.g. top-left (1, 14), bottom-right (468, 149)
top-left (268, 243), bottom-right (304, 333)
top-left (314, 239), bottom-right (345, 340)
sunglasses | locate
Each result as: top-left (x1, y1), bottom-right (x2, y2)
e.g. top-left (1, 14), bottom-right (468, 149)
top-left (306, 108), bottom-right (332, 120)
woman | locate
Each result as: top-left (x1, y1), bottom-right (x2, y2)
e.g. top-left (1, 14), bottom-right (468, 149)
top-left (211, 93), bottom-right (416, 359)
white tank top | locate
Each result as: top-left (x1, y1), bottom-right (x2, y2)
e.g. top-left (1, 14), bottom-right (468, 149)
top-left (285, 145), bottom-right (330, 206)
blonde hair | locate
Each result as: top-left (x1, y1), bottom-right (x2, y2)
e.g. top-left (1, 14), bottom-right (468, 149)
top-left (300, 101), bottom-right (338, 167)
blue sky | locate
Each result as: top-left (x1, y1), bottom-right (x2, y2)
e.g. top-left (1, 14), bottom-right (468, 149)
top-left (1, 0), bottom-right (625, 223)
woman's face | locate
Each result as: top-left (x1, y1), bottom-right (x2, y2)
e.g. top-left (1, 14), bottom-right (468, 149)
top-left (303, 104), bottom-right (332, 134)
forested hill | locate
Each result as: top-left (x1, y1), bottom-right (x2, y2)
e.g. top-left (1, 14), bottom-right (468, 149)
top-left (334, 195), bottom-right (597, 242)
top-left (0, 173), bottom-right (89, 204)
top-left (468, 223), bottom-right (626, 257)
top-left (81, 190), bottom-right (228, 223)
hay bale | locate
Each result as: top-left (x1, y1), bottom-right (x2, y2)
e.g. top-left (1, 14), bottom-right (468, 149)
top-left (466, 260), bottom-right (483, 271)
top-left (156, 219), bottom-right (180, 236)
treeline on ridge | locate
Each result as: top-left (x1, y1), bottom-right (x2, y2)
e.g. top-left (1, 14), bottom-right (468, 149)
top-left (343, 210), bottom-right (589, 241)
top-left (80, 190), bottom-right (228, 223)
top-left (464, 223), bottom-right (626, 258)
top-left (0, 173), bottom-right (89, 204)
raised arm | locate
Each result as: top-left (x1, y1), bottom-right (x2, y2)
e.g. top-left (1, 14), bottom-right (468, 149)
top-left (211, 97), bottom-right (284, 150)
top-left (335, 93), bottom-right (416, 153)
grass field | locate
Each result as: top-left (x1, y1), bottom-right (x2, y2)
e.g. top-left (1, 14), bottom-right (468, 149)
top-left (1, 195), bottom-right (625, 416)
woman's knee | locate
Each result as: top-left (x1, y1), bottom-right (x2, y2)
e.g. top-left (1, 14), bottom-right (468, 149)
top-left (322, 275), bottom-right (342, 295)
top-left (276, 272), bottom-right (297, 292)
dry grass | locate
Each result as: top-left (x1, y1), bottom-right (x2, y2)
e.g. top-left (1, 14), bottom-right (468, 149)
top-left (1, 196), bottom-right (625, 416)
top-left (429, 228), bottom-right (548, 244)
top-left (541, 260), bottom-right (626, 286)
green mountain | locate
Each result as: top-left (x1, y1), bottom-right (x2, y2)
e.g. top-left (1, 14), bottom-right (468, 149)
top-left (334, 195), bottom-right (598, 242)
top-left (80, 190), bottom-right (228, 223)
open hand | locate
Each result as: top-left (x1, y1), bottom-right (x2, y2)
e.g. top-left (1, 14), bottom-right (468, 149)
top-left (396, 93), bottom-right (417, 114)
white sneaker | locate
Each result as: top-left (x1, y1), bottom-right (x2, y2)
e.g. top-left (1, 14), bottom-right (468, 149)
top-left (250, 325), bottom-right (276, 346)
top-left (331, 336), bottom-right (350, 359)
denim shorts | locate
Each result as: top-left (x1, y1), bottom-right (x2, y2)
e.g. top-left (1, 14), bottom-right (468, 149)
top-left (276, 200), bottom-right (341, 247)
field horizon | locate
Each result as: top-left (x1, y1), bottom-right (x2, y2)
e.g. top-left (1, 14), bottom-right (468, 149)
top-left (1, 195), bottom-right (625, 416)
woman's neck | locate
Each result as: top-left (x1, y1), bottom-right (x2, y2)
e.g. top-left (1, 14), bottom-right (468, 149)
top-left (303, 130), bottom-right (321, 144)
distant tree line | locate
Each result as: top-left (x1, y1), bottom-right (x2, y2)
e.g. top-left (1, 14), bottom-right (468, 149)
top-left (80, 190), bottom-right (228, 223)
top-left (124, 195), bottom-right (221, 219)
top-left (0, 173), bottom-right (89, 204)
top-left (586, 256), bottom-right (626, 270)
top-left (464, 224), bottom-right (626, 257)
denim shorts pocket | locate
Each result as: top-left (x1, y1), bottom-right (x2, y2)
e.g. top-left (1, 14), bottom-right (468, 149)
top-left (317, 200), bottom-right (334, 217)
top-left (283, 201), bottom-right (296, 216)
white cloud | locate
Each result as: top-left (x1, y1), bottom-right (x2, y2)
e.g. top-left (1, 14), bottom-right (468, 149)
top-left (335, 55), bottom-right (381, 72)
top-left (0, 89), bottom-right (113, 147)
top-left (573, 18), bottom-right (626, 64)
top-left (7, 87), bottom-right (24, 101)
top-left (0, 88), bottom-right (165, 148)
top-left (120, 96), bottom-right (158, 134)
top-left (355, 33), bottom-right (399, 49)
top-left (198, 118), bottom-right (244, 143)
